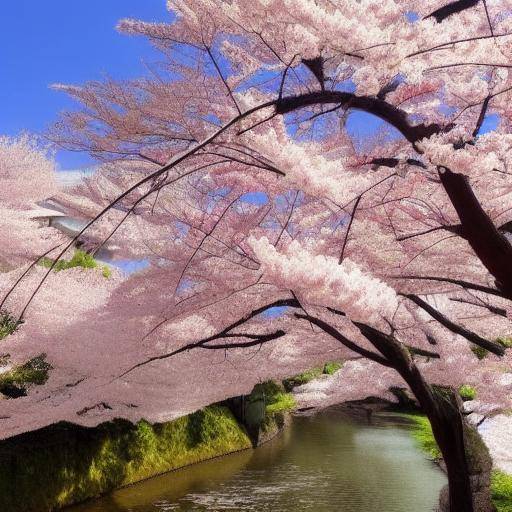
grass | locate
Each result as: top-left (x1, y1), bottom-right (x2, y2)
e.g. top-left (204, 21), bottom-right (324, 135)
top-left (323, 361), bottom-right (343, 375)
top-left (404, 413), bottom-right (512, 511)
top-left (0, 404), bottom-right (252, 511)
top-left (251, 380), bottom-right (296, 415)
top-left (492, 471), bottom-right (512, 512)
top-left (40, 250), bottom-right (111, 278)
top-left (497, 337), bottom-right (512, 349)
top-left (282, 361), bottom-right (343, 391)
top-left (0, 354), bottom-right (52, 398)
top-left (0, 310), bottom-right (22, 341)
top-left (404, 413), bottom-right (442, 461)
top-left (459, 384), bottom-right (477, 401)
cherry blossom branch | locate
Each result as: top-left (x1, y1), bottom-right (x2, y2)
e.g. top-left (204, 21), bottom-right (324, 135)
top-left (449, 297), bottom-right (507, 317)
top-left (204, 44), bottom-right (242, 116)
top-left (339, 195), bottom-right (361, 264)
top-left (401, 293), bottom-right (505, 356)
top-left (397, 224), bottom-right (462, 242)
top-left (395, 275), bottom-right (505, 298)
top-left (294, 312), bottom-right (393, 367)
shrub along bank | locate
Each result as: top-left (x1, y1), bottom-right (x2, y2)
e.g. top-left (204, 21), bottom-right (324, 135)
top-left (0, 381), bottom-right (295, 512)
top-left (405, 412), bottom-right (512, 512)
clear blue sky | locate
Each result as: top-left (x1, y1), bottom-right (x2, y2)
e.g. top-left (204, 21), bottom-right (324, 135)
top-left (1, 1), bottom-right (498, 171)
top-left (1, 1), bottom-right (169, 169)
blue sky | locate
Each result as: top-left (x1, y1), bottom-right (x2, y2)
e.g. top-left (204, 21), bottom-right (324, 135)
top-left (1, 1), bottom-right (168, 169)
top-left (1, 2), bottom-right (498, 172)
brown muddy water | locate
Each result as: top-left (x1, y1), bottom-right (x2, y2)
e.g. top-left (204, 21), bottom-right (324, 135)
top-left (70, 407), bottom-right (446, 512)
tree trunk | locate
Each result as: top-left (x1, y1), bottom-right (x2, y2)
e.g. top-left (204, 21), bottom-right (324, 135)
top-left (427, 387), bottom-right (495, 512)
top-left (353, 323), bottom-right (495, 512)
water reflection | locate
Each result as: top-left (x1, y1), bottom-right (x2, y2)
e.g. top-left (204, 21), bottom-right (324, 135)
top-left (70, 407), bottom-right (446, 512)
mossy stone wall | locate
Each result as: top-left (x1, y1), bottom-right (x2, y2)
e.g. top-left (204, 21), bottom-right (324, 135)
top-left (0, 404), bottom-right (252, 512)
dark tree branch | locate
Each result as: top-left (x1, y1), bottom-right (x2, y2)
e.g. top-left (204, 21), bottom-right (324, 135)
top-left (438, 166), bottom-right (512, 299)
top-left (425, 0), bottom-right (480, 23)
top-left (402, 294), bottom-right (505, 356)
top-left (370, 157), bottom-right (427, 169)
top-left (275, 91), bottom-right (444, 144)
top-left (449, 297), bottom-right (507, 317)
top-left (395, 274), bottom-right (505, 298)
top-left (472, 95), bottom-right (492, 138)
top-left (339, 195), bottom-right (361, 263)
top-left (302, 56), bottom-right (326, 90)
top-left (405, 344), bottom-right (441, 359)
top-left (294, 312), bottom-right (393, 367)
top-left (397, 224), bottom-right (462, 242)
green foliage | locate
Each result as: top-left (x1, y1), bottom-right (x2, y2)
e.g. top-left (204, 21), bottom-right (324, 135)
top-left (0, 405), bottom-right (252, 511)
top-left (459, 384), bottom-right (477, 401)
top-left (40, 250), bottom-right (111, 278)
top-left (323, 361), bottom-right (343, 375)
top-left (473, 338), bottom-right (512, 360)
top-left (0, 310), bottom-right (21, 340)
top-left (471, 345), bottom-right (489, 360)
top-left (497, 337), bottom-right (512, 349)
top-left (492, 470), bottom-right (512, 512)
top-left (404, 413), bottom-right (442, 461)
top-left (0, 354), bottom-right (52, 398)
top-left (251, 380), bottom-right (296, 414)
top-left (282, 362), bottom-right (343, 391)
top-left (282, 367), bottom-right (323, 391)
top-left (266, 392), bottom-right (296, 414)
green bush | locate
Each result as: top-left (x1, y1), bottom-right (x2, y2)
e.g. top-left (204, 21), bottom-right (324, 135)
top-left (40, 250), bottom-right (111, 278)
top-left (323, 361), bottom-right (343, 375)
top-left (472, 345), bottom-right (489, 360)
top-left (492, 470), bottom-right (512, 512)
top-left (282, 367), bottom-right (323, 391)
top-left (252, 381), bottom-right (296, 414)
top-left (0, 404), bottom-right (252, 511)
top-left (497, 337), bottom-right (512, 349)
top-left (0, 354), bottom-right (52, 398)
top-left (459, 384), bottom-right (477, 401)
top-left (0, 310), bottom-right (21, 340)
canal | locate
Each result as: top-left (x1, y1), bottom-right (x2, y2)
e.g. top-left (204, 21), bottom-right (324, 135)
top-left (70, 406), bottom-right (446, 511)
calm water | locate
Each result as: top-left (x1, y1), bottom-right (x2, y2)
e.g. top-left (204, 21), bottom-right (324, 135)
top-left (71, 408), bottom-right (446, 512)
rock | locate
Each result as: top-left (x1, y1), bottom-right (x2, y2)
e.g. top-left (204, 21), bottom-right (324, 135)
top-left (479, 414), bottom-right (512, 474)
top-left (467, 413), bottom-right (485, 427)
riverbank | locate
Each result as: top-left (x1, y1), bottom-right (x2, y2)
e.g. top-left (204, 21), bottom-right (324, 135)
top-left (0, 381), bottom-right (294, 512)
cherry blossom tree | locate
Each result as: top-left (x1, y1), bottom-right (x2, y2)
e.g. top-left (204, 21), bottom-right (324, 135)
top-left (0, 135), bottom-right (64, 269)
top-left (3, 1), bottom-right (512, 511)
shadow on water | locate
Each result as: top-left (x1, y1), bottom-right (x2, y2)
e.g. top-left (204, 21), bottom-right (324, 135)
top-left (70, 406), bottom-right (446, 512)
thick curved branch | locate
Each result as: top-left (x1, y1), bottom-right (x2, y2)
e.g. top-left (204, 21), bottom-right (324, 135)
top-left (425, 0), bottom-right (480, 23)
top-left (438, 166), bottom-right (512, 299)
top-left (275, 91), bottom-right (444, 144)
top-left (294, 312), bottom-right (393, 367)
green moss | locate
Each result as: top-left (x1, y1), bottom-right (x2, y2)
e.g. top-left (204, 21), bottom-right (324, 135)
top-left (492, 470), bottom-right (512, 512)
top-left (0, 310), bottom-right (21, 341)
top-left (0, 354), bottom-right (52, 398)
top-left (323, 361), bottom-right (343, 375)
top-left (0, 404), bottom-right (252, 511)
top-left (497, 337), bottom-right (512, 349)
top-left (401, 413), bottom-right (442, 461)
top-left (472, 345), bottom-right (489, 360)
top-left (40, 250), bottom-right (110, 278)
top-left (459, 384), bottom-right (477, 401)
top-left (251, 381), bottom-right (296, 415)
top-left (283, 367), bottom-right (323, 391)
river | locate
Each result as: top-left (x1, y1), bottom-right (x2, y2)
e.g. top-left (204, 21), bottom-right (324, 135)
top-left (70, 406), bottom-right (446, 512)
